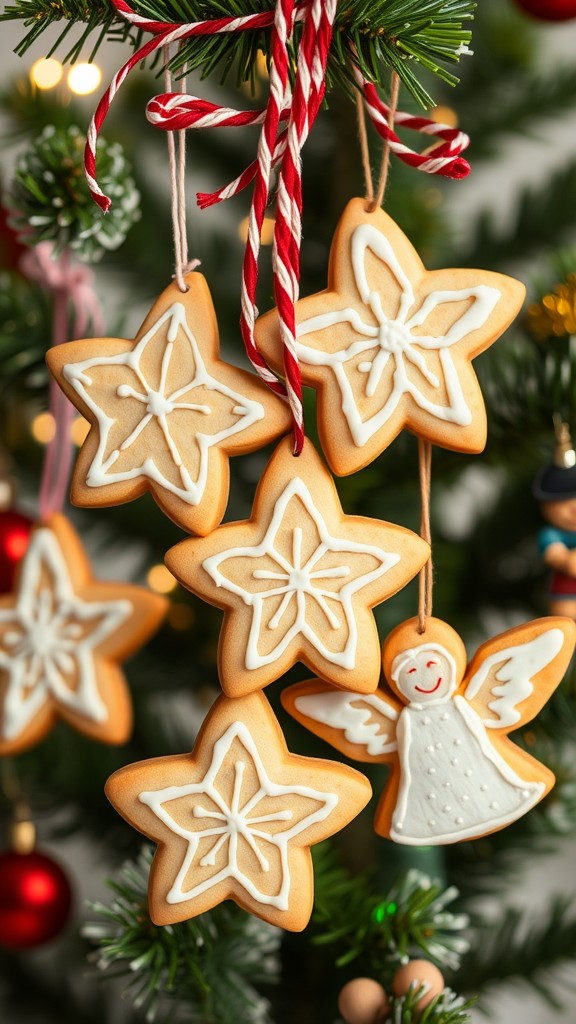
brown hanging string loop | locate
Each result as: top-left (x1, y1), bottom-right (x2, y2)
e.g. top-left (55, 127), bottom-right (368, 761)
top-left (355, 87), bottom-right (374, 204)
top-left (370, 71), bottom-right (400, 212)
top-left (164, 48), bottom-right (192, 292)
top-left (417, 439), bottom-right (433, 633)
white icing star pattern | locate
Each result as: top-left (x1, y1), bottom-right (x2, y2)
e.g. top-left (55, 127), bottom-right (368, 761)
top-left (296, 223), bottom-right (501, 446)
top-left (63, 302), bottom-right (264, 504)
top-left (0, 530), bottom-right (131, 739)
top-left (202, 477), bottom-right (398, 671)
top-left (139, 722), bottom-right (337, 909)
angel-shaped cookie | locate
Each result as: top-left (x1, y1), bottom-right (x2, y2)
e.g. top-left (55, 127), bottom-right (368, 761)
top-left (256, 199), bottom-right (525, 475)
top-left (283, 616), bottom-right (576, 845)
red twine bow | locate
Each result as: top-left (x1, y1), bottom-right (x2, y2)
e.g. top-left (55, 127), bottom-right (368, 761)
top-left (85, 0), bottom-right (471, 454)
top-left (19, 243), bottom-right (104, 520)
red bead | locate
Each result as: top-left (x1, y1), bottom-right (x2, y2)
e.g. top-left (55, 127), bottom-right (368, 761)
top-left (0, 510), bottom-right (33, 594)
top-left (514, 0), bottom-right (576, 20)
top-left (0, 850), bottom-right (73, 948)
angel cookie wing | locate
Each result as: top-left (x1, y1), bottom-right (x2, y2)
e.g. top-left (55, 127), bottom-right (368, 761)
top-left (281, 680), bottom-right (400, 762)
top-left (464, 617), bottom-right (576, 731)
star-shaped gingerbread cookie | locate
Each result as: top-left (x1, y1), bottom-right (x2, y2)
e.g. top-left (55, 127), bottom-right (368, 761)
top-left (0, 515), bottom-right (167, 755)
top-left (256, 198), bottom-right (525, 475)
top-left (105, 691), bottom-right (371, 930)
top-left (47, 273), bottom-right (291, 535)
top-left (165, 438), bottom-right (429, 696)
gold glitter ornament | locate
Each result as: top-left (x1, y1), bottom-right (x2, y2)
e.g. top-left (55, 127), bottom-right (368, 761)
top-left (527, 273), bottom-right (576, 340)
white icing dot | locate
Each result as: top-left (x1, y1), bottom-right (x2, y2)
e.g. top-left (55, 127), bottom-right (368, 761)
top-left (423, 716), bottom-right (431, 725)
top-left (490, 801), bottom-right (499, 809)
top-left (461, 795), bottom-right (470, 803)
top-left (426, 744), bottom-right (435, 753)
top-left (451, 758), bottom-right (459, 766)
top-left (454, 739), bottom-right (462, 747)
top-left (521, 789), bottom-right (531, 798)
top-left (427, 768), bottom-right (436, 776)
top-left (428, 819), bottom-right (437, 827)
top-left (464, 769), bottom-right (473, 778)
top-left (444, 781), bottom-right (452, 789)
top-left (455, 817), bottom-right (464, 825)
top-left (441, 713), bottom-right (449, 722)
top-left (427, 792), bottom-right (437, 801)
top-left (443, 805), bottom-right (452, 812)
top-left (435, 742), bottom-right (442, 750)
top-left (395, 822), bottom-right (403, 831)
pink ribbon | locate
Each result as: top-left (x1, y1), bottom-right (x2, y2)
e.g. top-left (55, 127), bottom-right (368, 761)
top-left (19, 242), bottom-right (104, 521)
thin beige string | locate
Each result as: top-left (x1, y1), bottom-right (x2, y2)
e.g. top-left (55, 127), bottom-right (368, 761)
top-left (164, 48), bottom-right (191, 292)
top-left (370, 71), bottom-right (400, 212)
top-left (417, 439), bottom-right (433, 633)
top-left (355, 87), bottom-right (374, 204)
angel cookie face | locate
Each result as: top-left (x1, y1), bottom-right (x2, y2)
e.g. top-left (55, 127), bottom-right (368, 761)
top-left (283, 615), bottom-right (576, 845)
top-left (165, 438), bottom-right (429, 697)
top-left (256, 199), bottom-right (525, 475)
top-left (391, 645), bottom-right (457, 705)
top-left (0, 515), bottom-right (167, 755)
top-left (46, 273), bottom-right (291, 535)
top-left (105, 691), bottom-right (371, 930)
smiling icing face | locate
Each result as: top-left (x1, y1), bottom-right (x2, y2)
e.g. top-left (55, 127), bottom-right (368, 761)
top-left (391, 644), bottom-right (457, 705)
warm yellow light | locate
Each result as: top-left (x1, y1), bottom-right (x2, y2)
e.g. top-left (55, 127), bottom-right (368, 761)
top-left (31, 412), bottom-right (56, 445)
top-left (238, 215), bottom-right (275, 246)
top-left (168, 603), bottom-right (195, 631)
top-left (30, 58), bottom-right (63, 91)
top-left (256, 51), bottom-right (269, 80)
top-left (429, 105), bottom-right (459, 129)
top-left (67, 62), bottom-right (102, 96)
top-left (70, 416), bottom-right (90, 446)
top-left (147, 564), bottom-right (178, 594)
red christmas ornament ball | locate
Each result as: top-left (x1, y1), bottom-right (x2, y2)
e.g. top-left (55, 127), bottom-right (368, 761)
top-left (0, 509), bottom-right (33, 594)
top-left (513, 0), bottom-right (576, 20)
top-left (0, 850), bottom-right (73, 948)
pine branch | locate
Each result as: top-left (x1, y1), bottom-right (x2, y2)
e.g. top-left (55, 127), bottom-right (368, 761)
top-left (457, 897), bottom-right (576, 1010)
top-left (84, 847), bottom-right (281, 1024)
top-left (456, 159), bottom-right (576, 271)
top-left (1, 0), bottom-right (476, 108)
top-left (312, 848), bottom-right (470, 975)
top-left (385, 987), bottom-right (474, 1024)
top-left (461, 66), bottom-right (576, 159)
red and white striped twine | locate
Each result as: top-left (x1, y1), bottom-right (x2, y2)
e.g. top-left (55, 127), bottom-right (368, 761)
top-left (85, 0), bottom-right (471, 453)
top-left (352, 66), bottom-right (471, 180)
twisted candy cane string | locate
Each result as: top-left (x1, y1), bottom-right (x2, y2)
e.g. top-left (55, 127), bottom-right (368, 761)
top-left (353, 65), bottom-right (471, 180)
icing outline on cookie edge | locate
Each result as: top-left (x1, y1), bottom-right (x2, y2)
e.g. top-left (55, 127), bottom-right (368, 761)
top-left (62, 301), bottom-right (265, 505)
top-left (296, 222), bottom-right (501, 446)
top-left (0, 527), bottom-right (132, 738)
top-left (202, 475), bottom-right (400, 672)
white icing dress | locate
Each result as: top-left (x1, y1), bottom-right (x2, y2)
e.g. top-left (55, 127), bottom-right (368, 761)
top-left (390, 696), bottom-right (544, 845)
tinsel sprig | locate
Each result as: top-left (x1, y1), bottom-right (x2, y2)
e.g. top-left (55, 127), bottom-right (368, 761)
top-left (84, 846), bottom-right (281, 1024)
top-left (312, 849), bottom-right (469, 974)
top-left (1, 0), bottom-right (476, 108)
top-left (8, 124), bottom-right (141, 262)
top-left (527, 273), bottom-right (576, 341)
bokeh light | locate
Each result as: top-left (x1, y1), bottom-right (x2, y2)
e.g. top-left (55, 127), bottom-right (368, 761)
top-left (30, 58), bottom-right (63, 91)
top-left (67, 63), bottom-right (102, 96)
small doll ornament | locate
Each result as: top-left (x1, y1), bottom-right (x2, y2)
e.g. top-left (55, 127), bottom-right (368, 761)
top-left (283, 615), bottom-right (576, 845)
top-left (533, 421), bottom-right (576, 618)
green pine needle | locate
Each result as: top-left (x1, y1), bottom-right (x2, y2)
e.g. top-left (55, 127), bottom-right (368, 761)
top-left (312, 849), bottom-right (470, 977)
top-left (2, 0), bottom-right (476, 108)
top-left (84, 847), bottom-right (281, 1024)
